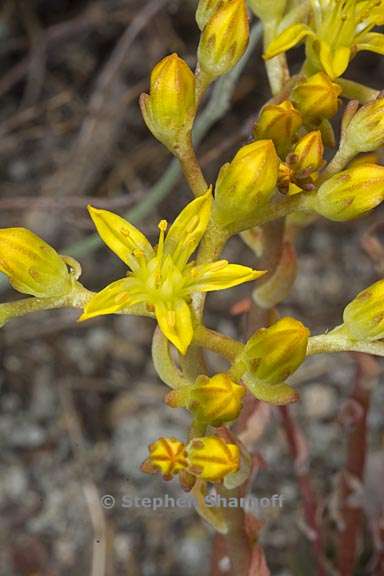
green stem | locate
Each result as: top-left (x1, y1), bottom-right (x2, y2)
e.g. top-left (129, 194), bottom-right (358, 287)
top-left (307, 332), bottom-right (384, 357)
top-left (193, 325), bottom-right (244, 362)
top-left (229, 192), bottom-right (316, 236)
top-left (151, 327), bottom-right (191, 389)
top-left (336, 78), bottom-right (379, 103)
top-left (0, 283), bottom-right (92, 327)
top-left (178, 135), bottom-right (209, 197)
top-left (263, 23), bottom-right (290, 96)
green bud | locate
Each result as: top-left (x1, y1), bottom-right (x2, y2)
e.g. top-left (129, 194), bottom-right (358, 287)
top-left (213, 140), bottom-right (279, 230)
top-left (243, 317), bottom-right (309, 384)
top-left (343, 279), bottom-right (384, 341)
top-left (315, 164), bottom-right (384, 221)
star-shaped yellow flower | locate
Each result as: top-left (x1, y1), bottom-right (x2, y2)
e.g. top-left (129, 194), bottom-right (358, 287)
top-left (79, 191), bottom-right (264, 354)
top-left (264, 0), bottom-right (384, 78)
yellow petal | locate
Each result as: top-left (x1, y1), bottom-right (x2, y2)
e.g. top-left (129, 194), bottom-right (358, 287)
top-left (79, 278), bottom-right (144, 321)
top-left (164, 189), bottom-right (212, 267)
top-left (356, 32), bottom-right (384, 55)
top-left (155, 299), bottom-right (193, 354)
top-left (88, 206), bottom-right (154, 269)
top-left (186, 260), bottom-right (265, 292)
top-left (263, 24), bottom-right (314, 60)
top-left (0, 227), bottom-right (72, 298)
top-left (318, 41), bottom-right (350, 78)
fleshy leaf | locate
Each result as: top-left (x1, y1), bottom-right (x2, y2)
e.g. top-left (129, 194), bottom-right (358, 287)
top-left (88, 206), bottom-right (154, 270)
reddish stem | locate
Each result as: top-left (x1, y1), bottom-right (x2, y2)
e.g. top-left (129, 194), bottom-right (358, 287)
top-left (337, 353), bottom-right (379, 576)
top-left (279, 406), bottom-right (326, 576)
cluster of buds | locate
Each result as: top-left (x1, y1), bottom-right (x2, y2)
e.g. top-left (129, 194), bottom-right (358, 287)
top-left (165, 373), bottom-right (245, 427)
top-left (140, 0), bottom-right (249, 156)
top-left (343, 280), bottom-right (384, 341)
top-left (141, 435), bottom-right (240, 485)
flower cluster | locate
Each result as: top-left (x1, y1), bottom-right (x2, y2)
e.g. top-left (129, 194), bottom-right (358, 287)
top-left (2, 0), bottom-right (384, 554)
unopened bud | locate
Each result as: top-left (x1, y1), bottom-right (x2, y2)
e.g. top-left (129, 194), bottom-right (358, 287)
top-left (253, 100), bottom-right (302, 158)
top-left (139, 54), bottom-right (196, 153)
top-left (197, 0), bottom-right (249, 79)
top-left (0, 228), bottom-right (74, 298)
top-left (196, 0), bottom-right (231, 30)
top-left (315, 164), bottom-right (384, 221)
top-left (166, 373), bottom-right (245, 426)
top-left (291, 73), bottom-right (342, 123)
top-left (243, 317), bottom-right (309, 384)
top-left (213, 140), bottom-right (279, 230)
top-left (343, 279), bottom-right (384, 341)
top-left (186, 436), bottom-right (240, 481)
top-left (291, 130), bottom-right (324, 175)
top-left (339, 97), bottom-right (384, 160)
top-left (141, 437), bottom-right (188, 480)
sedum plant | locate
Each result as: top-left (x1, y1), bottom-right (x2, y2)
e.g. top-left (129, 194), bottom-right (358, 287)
top-left (2, 0), bottom-right (384, 573)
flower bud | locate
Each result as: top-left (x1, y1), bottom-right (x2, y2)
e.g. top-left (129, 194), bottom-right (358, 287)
top-left (186, 437), bottom-right (240, 481)
top-left (343, 280), bottom-right (384, 341)
top-left (291, 73), bottom-right (342, 123)
top-left (248, 0), bottom-right (287, 23)
top-left (141, 437), bottom-right (188, 480)
top-left (213, 140), bottom-right (279, 230)
top-left (291, 130), bottom-right (324, 176)
top-left (253, 101), bottom-right (302, 158)
top-left (315, 164), bottom-right (384, 221)
top-left (0, 228), bottom-right (73, 298)
top-left (196, 0), bottom-right (230, 30)
top-left (197, 0), bottom-right (249, 79)
top-left (139, 54), bottom-right (196, 153)
top-left (243, 317), bottom-right (309, 384)
top-left (339, 97), bottom-right (384, 157)
top-left (166, 373), bottom-right (245, 426)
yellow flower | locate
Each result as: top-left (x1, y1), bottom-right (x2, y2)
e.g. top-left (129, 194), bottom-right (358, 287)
top-left (141, 437), bottom-right (188, 480)
top-left (264, 0), bottom-right (384, 78)
top-left (80, 191), bottom-right (264, 354)
top-left (166, 372), bottom-right (245, 426)
top-left (0, 227), bottom-right (74, 298)
top-left (186, 436), bottom-right (240, 481)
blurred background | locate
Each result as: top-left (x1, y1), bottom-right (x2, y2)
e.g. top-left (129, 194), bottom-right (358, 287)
top-left (0, 1), bottom-right (384, 574)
